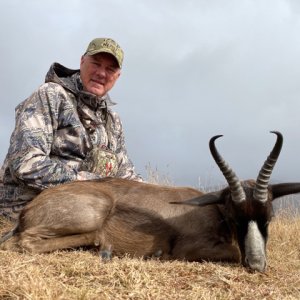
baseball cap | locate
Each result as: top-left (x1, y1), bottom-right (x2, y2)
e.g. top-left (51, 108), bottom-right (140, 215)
top-left (85, 38), bottom-right (124, 68)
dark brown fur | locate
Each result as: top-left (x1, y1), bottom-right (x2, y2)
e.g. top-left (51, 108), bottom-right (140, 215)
top-left (0, 178), bottom-right (240, 263)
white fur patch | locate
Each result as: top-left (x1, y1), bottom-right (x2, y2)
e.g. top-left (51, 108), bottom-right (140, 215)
top-left (245, 220), bottom-right (266, 271)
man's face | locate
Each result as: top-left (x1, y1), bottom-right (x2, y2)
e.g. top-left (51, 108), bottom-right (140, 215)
top-left (80, 52), bottom-right (121, 97)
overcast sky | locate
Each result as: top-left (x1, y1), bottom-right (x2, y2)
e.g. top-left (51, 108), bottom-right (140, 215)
top-left (1, 0), bottom-right (300, 189)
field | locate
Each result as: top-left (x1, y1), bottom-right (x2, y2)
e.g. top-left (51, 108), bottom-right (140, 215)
top-left (0, 210), bottom-right (299, 300)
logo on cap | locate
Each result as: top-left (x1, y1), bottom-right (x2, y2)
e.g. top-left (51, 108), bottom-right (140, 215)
top-left (86, 38), bottom-right (124, 68)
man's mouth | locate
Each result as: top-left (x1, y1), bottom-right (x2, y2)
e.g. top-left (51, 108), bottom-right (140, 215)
top-left (91, 79), bottom-right (105, 86)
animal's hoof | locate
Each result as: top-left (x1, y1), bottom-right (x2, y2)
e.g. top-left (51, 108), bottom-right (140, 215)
top-left (153, 249), bottom-right (163, 257)
top-left (99, 250), bottom-right (112, 261)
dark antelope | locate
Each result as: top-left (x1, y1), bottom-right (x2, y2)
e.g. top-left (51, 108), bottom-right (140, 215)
top-left (1, 131), bottom-right (299, 272)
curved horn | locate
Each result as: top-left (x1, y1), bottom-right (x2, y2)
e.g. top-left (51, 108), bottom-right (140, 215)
top-left (271, 182), bottom-right (300, 200)
top-left (209, 135), bottom-right (245, 203)
top-left (254, 131), bottom-right (283, 203)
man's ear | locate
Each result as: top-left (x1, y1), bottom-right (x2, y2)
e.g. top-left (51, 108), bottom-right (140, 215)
top-left (80, 55), bottom-right (86, 66)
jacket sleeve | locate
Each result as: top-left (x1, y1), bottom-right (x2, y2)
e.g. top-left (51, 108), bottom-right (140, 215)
top-left (6, 84), bottom-right (99, 191)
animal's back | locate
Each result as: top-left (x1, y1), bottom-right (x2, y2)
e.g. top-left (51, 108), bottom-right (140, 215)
top-left (27, 178), bottom-right (222, 235)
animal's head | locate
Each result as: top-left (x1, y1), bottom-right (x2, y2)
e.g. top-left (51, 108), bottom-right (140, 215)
top-left (174, 131), bottom-right (300, 272)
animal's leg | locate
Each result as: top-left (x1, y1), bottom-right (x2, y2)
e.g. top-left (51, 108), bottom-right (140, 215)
top-left (0, 235), bottom-right (22, 252)
top-left (198, 243), bottom-right (241, 263)
top-left (0, 226), bottom-right (18, 244)
top-left (173, 238), bottom-right (240, 263)
top-left (18, 228), bottom-right (96, 253)
top-left (94, 230), bottom-right (113, 261)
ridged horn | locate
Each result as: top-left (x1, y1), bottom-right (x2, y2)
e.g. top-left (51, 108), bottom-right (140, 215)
top-left (209, 135), bottom-right (245, 203)
top-left (253, 131), bottom-right (283, 203)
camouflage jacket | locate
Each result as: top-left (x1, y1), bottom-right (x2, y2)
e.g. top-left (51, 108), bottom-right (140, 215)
top-left (0, 62), bottom-right (142, 220)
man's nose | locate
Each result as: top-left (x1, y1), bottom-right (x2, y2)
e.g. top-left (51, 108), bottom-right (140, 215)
top-left (95, 67), bottom-right (106, 77)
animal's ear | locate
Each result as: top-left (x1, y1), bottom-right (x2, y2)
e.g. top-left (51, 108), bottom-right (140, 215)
top-left (170, 191), bottom-right (224, 207)
top-left (270, 183), bottom-right (300, 201)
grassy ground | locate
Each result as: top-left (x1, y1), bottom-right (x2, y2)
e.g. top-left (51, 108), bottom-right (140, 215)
top-left (0, 211), bottom-right (299, 300)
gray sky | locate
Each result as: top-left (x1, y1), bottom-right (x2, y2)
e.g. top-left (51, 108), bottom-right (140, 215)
top-left (1, 0), bottom-right (300, 189)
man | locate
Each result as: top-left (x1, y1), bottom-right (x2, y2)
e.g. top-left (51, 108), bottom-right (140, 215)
top-left (0, 38), bottom-right (143, 221)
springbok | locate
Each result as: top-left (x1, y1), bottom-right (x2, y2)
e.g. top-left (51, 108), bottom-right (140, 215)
top-left (1, 131), bottom-right (299, 272)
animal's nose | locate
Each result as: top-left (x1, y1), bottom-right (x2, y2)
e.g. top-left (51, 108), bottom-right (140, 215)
top-left (245, 256), bottom-right (266, 272)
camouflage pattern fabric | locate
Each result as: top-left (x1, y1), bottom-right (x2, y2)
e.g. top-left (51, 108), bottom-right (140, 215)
top-left (0, 62), bottom-right (143, 221)
top-left (81, 147), bottom-right (119, 177)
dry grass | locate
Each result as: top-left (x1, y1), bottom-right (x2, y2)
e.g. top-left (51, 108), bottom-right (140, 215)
top-left (0, 212), bottom-right (299, 300)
